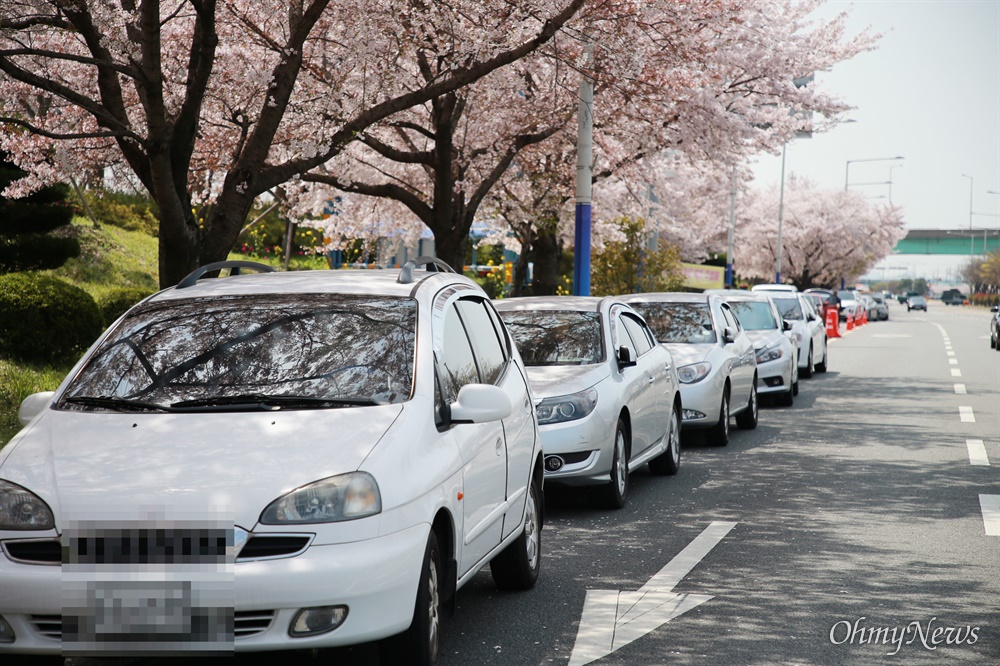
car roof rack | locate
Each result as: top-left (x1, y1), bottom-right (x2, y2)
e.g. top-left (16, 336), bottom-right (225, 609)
top-left (176, 261), bottom-right (276, 289)
top-left (397, 256), bottom-right (457, 284)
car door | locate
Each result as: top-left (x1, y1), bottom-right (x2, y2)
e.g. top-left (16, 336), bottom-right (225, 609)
top-left (610, 306), bottom-right (658, 458)
top-left (720, 302), bottom-right (756, 402)
top-left (436, 296), bottom-right (507, 576)
top-left (457, 298), bottom-right (536, 540)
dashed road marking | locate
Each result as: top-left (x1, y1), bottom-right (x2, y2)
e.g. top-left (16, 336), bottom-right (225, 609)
top-left (949, 358), bottom-right (958, 365)
top-left (967, 440), bottom-right (989, 466)
top-left (954, 384), bottom-right (967, 394)
top-left (980, 495), bottom-right (1000, 536)
top-left (951, 368), bottom-right (962, 377)
top-left (947, 351), bottom-right (955, 356)
top-left (959, 406), bottom-right (975, 423)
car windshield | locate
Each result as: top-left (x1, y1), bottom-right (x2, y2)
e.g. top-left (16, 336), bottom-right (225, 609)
top-left (500, 310), bottom-right (603, 366)
top-left (628, 302), bottom-right (717, 344)
top-left (729, 301), bottom-right (778, 331)
top-left (837, 291), bottom-right (856, 301)
top-left (60, 294), bottom-right (416, 411)
top-left (772, 298), bottom-right (804, 320)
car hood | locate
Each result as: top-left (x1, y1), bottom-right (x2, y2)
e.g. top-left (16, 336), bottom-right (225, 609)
top-left (662, 343), bottom-right (715, 366)
top-left (524, 364), bottom-right (610, 399)
top-left (0, 404), bottom-right (402, 529)
top-left (744, 329), bottom-right (785, 350)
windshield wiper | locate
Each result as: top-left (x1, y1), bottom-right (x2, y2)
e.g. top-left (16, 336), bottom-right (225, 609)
top-left (63, 396), bottom-right (174, 413)
top-left (170, 394), bottom-right (378, 411)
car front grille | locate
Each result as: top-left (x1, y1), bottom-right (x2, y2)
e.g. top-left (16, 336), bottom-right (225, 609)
top-left (3, 539), bottom-right (61, 564)
top-left (237, 535), bottom-right (312, 561)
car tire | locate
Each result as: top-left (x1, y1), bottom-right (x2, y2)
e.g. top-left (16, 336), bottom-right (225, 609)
top-left (706, 389), bottom-right (730, 446)
top-left (599, 418), bottom-right (630, 509)
top-left (735, 380), bottom-right (758, 430)
top-left (490, 475), bottom-right (541, 591)
top-left (801, 344), bottom-right (814, 378)
top-left (380, 531), bottom-right (443, 666)
top-left (649, 403), bottom-right (681, 475)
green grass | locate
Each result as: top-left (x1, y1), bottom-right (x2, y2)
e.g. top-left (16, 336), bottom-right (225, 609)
top-left (0, 360), bottom-right (72, 446)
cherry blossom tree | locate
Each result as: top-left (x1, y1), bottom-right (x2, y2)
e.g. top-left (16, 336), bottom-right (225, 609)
top-left (733, 176), bottom-right (906, 289)
top-left (0, 0), bottom-right (586, 286)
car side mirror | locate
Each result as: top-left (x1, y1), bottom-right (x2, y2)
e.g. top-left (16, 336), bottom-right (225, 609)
top-left (616, 345), bottom-right (637, 368)
top-left (19, 391), bottom-right (55, 426)
top-left (806, 313), bottom-right (817, 322)
top-left (992, 306), bottom-right (999, 313)
top-left (449, 384), bottom-right (512, 424)
top-left (722, 327), bottom-right (736, 344)
top-left (782, 319), bottom-right (793, 332)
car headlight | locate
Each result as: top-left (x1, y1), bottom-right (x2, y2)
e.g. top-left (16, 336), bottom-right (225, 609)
top-left (260, 472), bottom-right (381, 524)
top-left (536, 388), bottom-right (598, 425)
top-left (0, 480), bottom-right (55, 530)
top-left (755, 343), bottom-right (784, 364)
top-left (677, 362), bottom-right (711, 384)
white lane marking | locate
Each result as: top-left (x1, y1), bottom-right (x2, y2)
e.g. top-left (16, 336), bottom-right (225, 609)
top-left (949, 358), bottom-right (958, 365)
top-left (967, 440), bottom-right (989, 466)
top-left (568, 521), bottom-right (737, 666)
top-left (952, 368), bottom-right (962, 377)
top-left (954, 384), bottom-right (967, 394)
top-left (959, 406), bottom-right (975, 423)
top-left (980, 495), bottom-right (1000, 536)
top-left (947, 351), bottom-right (955, 356)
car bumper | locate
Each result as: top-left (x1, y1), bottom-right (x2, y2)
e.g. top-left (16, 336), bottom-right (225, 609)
top-left (0, 524), bottom-right (428, 654)
top-left (755, 355), bottom-right (794, 395)
top-left (537, 410), bottom-right (616, 487)
top-left (676, 373), bottom-right (726, 429)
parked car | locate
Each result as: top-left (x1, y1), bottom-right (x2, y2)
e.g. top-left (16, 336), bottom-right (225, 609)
top-left (620, 293), bottom-right (758, 446)
top-left (990, 305), bottom-right (1000, 350)
top-left (1, 259), bottom-right (545, 662)
top-left (495, 296), bottom-right (681, 509)
top-left (706, 290), bottom-right (799, 406)
top-left (768, 292), bottom-right (828, 377)
top-left (907, 295), bottom-right (928, 311)
top-left (836, 290), bottom-right (862, 321)
top-left (869, 293), bottom-right (889, 320)
top-left (858, 294), bottom-right (878, 321)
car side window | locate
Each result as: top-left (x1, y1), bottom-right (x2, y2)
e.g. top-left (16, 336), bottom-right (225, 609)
top-left (621, 313), bottom-right (654, 356)
top-left (613, 313), bottom-right (638, 359)
top-left (456, 298), bottom-right (506, 385)
top-left (721, 304), bottom-right (740, 333)
top-left (439, 305), bottom-right (480, 403)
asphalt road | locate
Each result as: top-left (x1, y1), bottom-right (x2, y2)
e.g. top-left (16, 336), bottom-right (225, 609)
top-left (64, 301), bottom-right (999, 666)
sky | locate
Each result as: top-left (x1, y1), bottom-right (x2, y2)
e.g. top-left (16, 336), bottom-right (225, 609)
top-left (750, 0), bottom-right (1000, 234)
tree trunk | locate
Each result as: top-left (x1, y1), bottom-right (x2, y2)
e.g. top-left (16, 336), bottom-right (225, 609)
top-left (532, 227), bottom-right (563, 295)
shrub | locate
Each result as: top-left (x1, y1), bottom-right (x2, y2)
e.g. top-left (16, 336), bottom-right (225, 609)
top-left (0, 273), bottom-right (105, 364)
top-left (97, 287), bottom-right (157, 324)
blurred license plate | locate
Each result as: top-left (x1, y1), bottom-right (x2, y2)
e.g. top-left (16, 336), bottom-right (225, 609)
top-left (91, 581), bottom-right (192, 635)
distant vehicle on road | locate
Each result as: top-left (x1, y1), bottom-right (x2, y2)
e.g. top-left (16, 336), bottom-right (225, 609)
top-left (941, 289), bottom-right (966, 306)
top-left (907, 295), bottom-right (928, 311)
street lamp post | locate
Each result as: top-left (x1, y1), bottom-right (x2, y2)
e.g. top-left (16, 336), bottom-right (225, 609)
top-left (845, 156), bottom-right (904, 191)
top-left (776, 142), bottom-right (787, 283)
top-left (889, 164), bottom-right (903, 204)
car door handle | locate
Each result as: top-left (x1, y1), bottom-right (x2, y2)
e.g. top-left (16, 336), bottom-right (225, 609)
top-left (647, 375), bottom-right (655, 384)
top-left (495, 437), bottom-right (504, 456)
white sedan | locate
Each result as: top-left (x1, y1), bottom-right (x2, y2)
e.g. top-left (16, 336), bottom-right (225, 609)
top-left (1, 260), bottom-right (543, 663)
top-left (768, 292), bottom-right (828, 377)
top-left (620, 293), bottom-right (758, 446)
top-left (496, 297), bottom-right (682, 509)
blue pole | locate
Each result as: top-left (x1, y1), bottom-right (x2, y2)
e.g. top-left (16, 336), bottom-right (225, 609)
top-left (573, 203), bottom-right (591, 295)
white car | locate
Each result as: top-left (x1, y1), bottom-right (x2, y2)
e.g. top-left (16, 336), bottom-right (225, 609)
top-left (767, 293), bottom-right (828, 378)
top-left (0, 259), bottom-right (544, 663)
top-left (495, 297), bottom-right (681, 509)
top-left (708, 290), bottom-right (799, 406)
top-left (620, 293), bottom-right (758, 446)
top-left (750, 284), bottom-right (798, 293)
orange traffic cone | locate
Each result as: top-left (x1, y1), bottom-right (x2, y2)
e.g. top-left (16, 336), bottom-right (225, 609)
top-left (846, 313), bottom-right (854, 331)
top-left (826, 308), bottom-right (840, 338)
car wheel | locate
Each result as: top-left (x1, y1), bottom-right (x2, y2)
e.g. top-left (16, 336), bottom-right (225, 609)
top-left (801, 344), bottom-right (814, 378)
top-left (599, 419), bottom-right (630, 509)
top-left (706, 389), bottom-right (730, 446)
top-left (735, 380), bottom-right (758, 429)
top-left (490, 474), bottom-right (541, 590)
top-left (649, 403), bottom-right (681, 475)
top-left (380, 531), bottom-right (443, 666)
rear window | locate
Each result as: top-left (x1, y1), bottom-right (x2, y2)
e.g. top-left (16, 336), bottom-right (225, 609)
top-left (629, 302), bottom-right (717, 344)
top-left (61, 294), bottom-right (416, 410)
top-left (729, 301), bottom-right (778, 331)
top-left (500, 310), bottom-right (603, 366)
